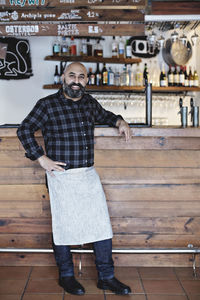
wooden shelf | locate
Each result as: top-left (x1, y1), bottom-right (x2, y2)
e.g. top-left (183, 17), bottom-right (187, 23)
top-left (44, 55), bottom-right (141, 64)
top-left (43, 84), bottom-right (200, 93)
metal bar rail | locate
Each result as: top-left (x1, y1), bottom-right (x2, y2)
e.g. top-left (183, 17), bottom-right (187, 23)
top-left (0, 247), bottom-right (199, 277)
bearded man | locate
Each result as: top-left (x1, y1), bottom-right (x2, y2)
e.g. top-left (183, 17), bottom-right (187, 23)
top-left (17, 62), bottom-right (132, 295)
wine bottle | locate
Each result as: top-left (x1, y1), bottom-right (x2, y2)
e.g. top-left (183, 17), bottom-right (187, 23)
top-left (102, 63), bottom-right (108, 85)
top-left (193, 70), bottom-right (199, 87)
top-left (160, 63), bottom-right (167, 87)
top-left (54, 65), bottom-right (60, 84)
top-left (179, 66), bottom-right (185, 87)
top-left (95, 63), bottom-right (102, 86)
top-left (111, 36), bottom-right (118, 58)
top-left (184, 66), bottom-right (189, 87)
top-left (86, 38), bottom-right (93, 56)
top-left (188, 66), bottom-right (194, 87)
top-left (88, 68), bottom-right (95, 85)
top-left (168, 65), bottom-right (174, 87)
top-left (173, 66), bottom-right (179, 87)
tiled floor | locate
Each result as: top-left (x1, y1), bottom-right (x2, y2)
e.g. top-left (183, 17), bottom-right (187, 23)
top-left (0, 266), bottom-right (200, 300)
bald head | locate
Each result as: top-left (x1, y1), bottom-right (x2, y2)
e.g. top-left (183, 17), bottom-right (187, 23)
top-left (64, 62), bottom-right (87, 75)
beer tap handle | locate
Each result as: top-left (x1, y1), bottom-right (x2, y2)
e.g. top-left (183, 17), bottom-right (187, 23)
top-left (190, 98), bottom-right (194, 108)
top-left (179, 98), bottom-right (183, 108)
top-left (190, 98), bottom-right (194, 122)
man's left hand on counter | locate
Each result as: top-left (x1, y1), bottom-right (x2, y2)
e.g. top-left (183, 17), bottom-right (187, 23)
top-left (116, 119), bottom-right (131, 142)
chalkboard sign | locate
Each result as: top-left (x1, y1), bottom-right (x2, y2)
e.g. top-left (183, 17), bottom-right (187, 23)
top-left (0, 37), bottom-right (33, 79)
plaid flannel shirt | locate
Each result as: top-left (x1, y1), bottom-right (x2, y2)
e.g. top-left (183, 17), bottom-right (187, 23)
top-left (17, 89), bottom-right (123, 169)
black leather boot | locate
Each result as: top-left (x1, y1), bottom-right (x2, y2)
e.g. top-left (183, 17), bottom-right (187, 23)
top-left (97, 277), bottom-right (131, 295)
top-left (59, 276), bottom-right (85, 295)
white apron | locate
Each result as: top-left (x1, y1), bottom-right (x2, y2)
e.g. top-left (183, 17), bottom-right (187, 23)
top-left (46, 166), bottom-right (113, 245)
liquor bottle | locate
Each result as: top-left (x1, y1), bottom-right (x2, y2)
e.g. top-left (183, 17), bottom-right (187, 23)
top-left (102, 63), bottom-right (108, 85)
top-left (111, 36), bottom-right (118, 58)
top-left (94, 39), bottom-right (103, 57)
top-left (86, 38), bottom-right (93, 56)
top-left (53, 37), bottom-right (61, 55)
top-left (135, 63), bottom-right (143, 86)
top-left (118, 36), bottom-right (125, 58)
top-left (143, 63), bottom-right (149, 86)
top-left (108, 67), bottom-right (115, 85)
top-left (179, 66), bottom-right (185, 87)
top-left (80, 38), bottom-right (87, 56)
top-left (59, 62), bottom-right (64, 83)
top-left (128, 64), bottom-right (134, 86)
top-left (114, 66), bottom-right (121, 86)
top-left (70, 36), bottom-right (77, 56)
top-left (61, 37), bottom-right (68, 55)
top-left (125, 39), bottom-right (132, 59)
top-left (184, 66), bottom-right (189, 87)
top-left (160, 63), bottom-right (167, 87)
top-left (95, 63), bottom-right (102, 86)
top-left (54, 65), bottom-right (60, 84)
top-left (88, 67), bottom-right (95, 85)
top-left (120, 64), bottom-right (129, 86)
top-left (173, 66), bottom-right (179, 87)
top-left (168, 65), bottom-right (174, 87)
top-left (188, 66), bottom-right (194, 87)
top-left (193, 70), bottom-right (199, 87)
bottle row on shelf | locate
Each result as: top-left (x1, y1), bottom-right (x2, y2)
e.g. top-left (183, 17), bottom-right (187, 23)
top-left (159, 64), bottom-right (199, 88)
top-left (53, 61), bottom-right (199, 88)
top-left (52, 36), bottom-right (132, 59)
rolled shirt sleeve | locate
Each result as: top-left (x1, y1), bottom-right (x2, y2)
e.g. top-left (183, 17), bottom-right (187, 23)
top-left (17, 99), bottom-right (48, 161)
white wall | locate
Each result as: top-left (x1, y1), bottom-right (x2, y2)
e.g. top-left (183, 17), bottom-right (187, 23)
top-left (0, 29), bottom-right (199, 126)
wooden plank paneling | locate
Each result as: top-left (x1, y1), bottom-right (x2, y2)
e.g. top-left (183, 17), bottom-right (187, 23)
top-left (0, 253), bottom-right (197, 267)
top-left (152, 1), bottom-right (200, 15)
top-left (104, 184), bottom-right (200, 202)
top-left (112, 234), bottom-right (200, 248)
top-left (108, 201), bottom-right (200, 218)
top-left (95, 150), bottom-right (200, 168)
top-left (95, 137), bottom-right (200, 150)
top-left (2, 0), bottom-right (147, 8)
top-left (0, 218), bottom-right (51, 233)
top-left (1, 217), bottom-right (199, 235)
top-left (1, 183), bottom-right (200, 202)
top-left (1, 128), bottom-right (200, 267)
top-left (0, 184), bottom-right (49, 201)
top-left (0, 233), bottom-right (199, 248)
top-left (0, 201), bottom-right (48, 218)
top-left (1, 167), bottom-right (200, 185)
top-left (2, 149), bottom-right (200, 168)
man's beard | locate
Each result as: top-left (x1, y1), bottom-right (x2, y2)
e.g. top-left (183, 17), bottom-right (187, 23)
top-left (63, 80), bottom-right (85, 99)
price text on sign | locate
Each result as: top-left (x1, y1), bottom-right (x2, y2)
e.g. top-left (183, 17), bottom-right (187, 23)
top-left (0, 23), bottom-right (144, 36)
top-left (0, 0), bottom-right (147, 8)
top-left (0, 9), bottom-right (144, 22)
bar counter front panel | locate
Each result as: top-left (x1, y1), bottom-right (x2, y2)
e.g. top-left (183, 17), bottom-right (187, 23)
top-left (0, 126), bottom-right (200, 267)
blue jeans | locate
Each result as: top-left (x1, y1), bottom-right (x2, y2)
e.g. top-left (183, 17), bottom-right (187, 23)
top-left (52, 238), bottom-right (114, 280)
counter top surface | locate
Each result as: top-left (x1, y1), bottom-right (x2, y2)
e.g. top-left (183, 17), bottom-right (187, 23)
top-left (1, 126), bottom-right (200, 137)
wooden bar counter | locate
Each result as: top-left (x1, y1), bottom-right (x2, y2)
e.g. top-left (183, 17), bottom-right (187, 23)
top-left (0, 126), bottom-right (200, 267)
